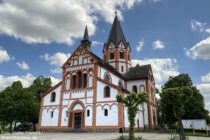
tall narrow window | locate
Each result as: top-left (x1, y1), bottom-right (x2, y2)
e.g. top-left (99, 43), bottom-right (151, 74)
top-left (121, 66), bottom-right (124, 72)
top-left (104, 109), bottom-right (108, 116)
top-left (72, 75), bottom-right (76, 89)
top-left (104, 86), bottom-right (110, 98)
top-left (120, 51), bottom-right (124, 59)
top-left (50, 111), bottom-right (54, 118)
top-left (51, 92), bottom-right (56, 102)
top-left (132, 85), bottom-right (138, 93)
top-left (110, 51), bottom-right (114, 59)
top-left (87, 109), bottom-right (90, 117)
top-left (83, 73), bottom-right (87, 88)
top-left (66, 110), bottom-right (68, 117)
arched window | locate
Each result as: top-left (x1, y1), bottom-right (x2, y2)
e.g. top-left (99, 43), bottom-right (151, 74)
top-left (66, 110), bottom-right (68, 117)
top-left (50, 111), bottom-right (54, 118)
top-left (104, 109), bottom-right (108, 116)
top-left (78, 71), bottom-right (82, 88)
top-left (51, 92), bottom-right (56, 102)
top-left (72, 75), bottom-right (76, 89)
top-left (121, 66), bottom-right (124, 72)
top-left (87, 109), bottom-right (90, 117)
top-left (110, 51), bottom-right (114, 59)
top-left (83, 73), bottom-right (87, 88)
top-left (132, 85), bottom-right (138, 93)
top-left (120, 51), bottom-right (124, 59)
top-left (139, 85), bottom-right (145, 92)
top-left (104, 86), bottom-right (110, 98)
top-left (104, 73), bottom-right (111, 83)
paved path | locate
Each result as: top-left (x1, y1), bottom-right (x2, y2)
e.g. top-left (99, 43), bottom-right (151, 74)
top-left (0, 132), bottom-right (209, 140)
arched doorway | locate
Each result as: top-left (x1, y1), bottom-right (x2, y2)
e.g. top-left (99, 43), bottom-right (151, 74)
top-left (69, 100), bottom-right (85, 129)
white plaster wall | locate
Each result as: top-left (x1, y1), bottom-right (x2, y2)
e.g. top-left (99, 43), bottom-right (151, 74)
top-left (89, 76), bottom-right (93, 87)
top-left (41, 108), bottom-right (59, 126)
top-left (123, 103), bottom-right (147, 128)
top-left (43, 85), bottom-right (61, 106)
top-left (86, 98), bottom-right (93, 104)
top-left (85, 106), bottom-right (92, 126)
top-left (71, 90), bottom-right (85, 99)
top-left (127, 80), bottom-right (146, 93)
top-left (98, 66), bottom-right (123, 86)
top-left (61, 107), bottom-right (69, 126)
top-left (87, 89), bottom-right (93, 97)
top-left (63, 91), bottom-right (70, 100)
top-left (96, 104), bottom-right (118, 126)
top-left (97, 81), bottom-right (118, 102)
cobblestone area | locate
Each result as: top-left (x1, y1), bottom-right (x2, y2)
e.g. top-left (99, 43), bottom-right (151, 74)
top-left (0, 132), bottom-right (209, 140)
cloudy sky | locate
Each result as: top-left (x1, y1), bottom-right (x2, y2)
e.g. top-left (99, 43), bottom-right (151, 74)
top-left (0, 0), bottom-right (210, 110)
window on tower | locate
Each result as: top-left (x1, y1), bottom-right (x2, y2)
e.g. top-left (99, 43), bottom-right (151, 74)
top-left (121, 66), bottom-right (124, 72)
top-left (87, 109), bottom-right (90, 117)
top-left (120, 51), bottom-right (124, 59)
top-left (110, 51), bottom-right (114, 59)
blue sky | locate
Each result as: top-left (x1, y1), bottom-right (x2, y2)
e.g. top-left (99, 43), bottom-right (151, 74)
top-left (0, 0), bottom-right (210, 110)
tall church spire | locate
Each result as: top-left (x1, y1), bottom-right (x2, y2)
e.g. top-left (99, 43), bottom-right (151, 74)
top-left (107, 11), bottom-right (127, 45)
top-left (81, 25), bottom-right (91, 49)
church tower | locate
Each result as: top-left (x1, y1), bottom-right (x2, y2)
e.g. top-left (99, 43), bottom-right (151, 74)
top-left (103, 12), bottom-right (131, 73)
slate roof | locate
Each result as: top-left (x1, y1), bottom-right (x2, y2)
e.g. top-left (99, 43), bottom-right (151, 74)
top-left (124, 64), bottom-right (151, 80)
top-left (107, 14), bottom-right (127, 45)
top-left (89, 50), bottom-right (152, 80)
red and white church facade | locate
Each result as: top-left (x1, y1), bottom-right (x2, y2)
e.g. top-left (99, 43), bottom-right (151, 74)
top-left (38, 14), bottom-right (157, 131)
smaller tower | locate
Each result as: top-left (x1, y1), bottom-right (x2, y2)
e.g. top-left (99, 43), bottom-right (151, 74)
top-left (81, 26), bottom-right (91, 50)
top-left (103, 12), bottom-right (131, 73)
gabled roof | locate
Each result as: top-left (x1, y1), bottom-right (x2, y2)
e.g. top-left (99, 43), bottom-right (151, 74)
top-left (124, 64), bottom-right (152, 80)
top-left (107, 13), bottom-right (127, 45)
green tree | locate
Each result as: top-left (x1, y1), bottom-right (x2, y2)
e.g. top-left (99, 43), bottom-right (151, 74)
top-left (161, 87), bottom-right (192, 140)
top-left (116, 92), bottom-right (149, 140)
top-left (161, 73), bottom-right (210, 124)
top-left (30, 76), bottom-right (51, 102)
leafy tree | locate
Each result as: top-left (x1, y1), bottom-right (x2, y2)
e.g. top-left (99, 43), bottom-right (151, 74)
top-left (116, 92), bottom-right (149, 140)
top-left (161, 73), bottom-right (210, 124)
top-left (161, 87), bottom-right (192, 140)
top-left (30, 76), bottom-right (51, 102)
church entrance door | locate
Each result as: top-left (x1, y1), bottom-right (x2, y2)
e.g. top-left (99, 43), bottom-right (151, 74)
top-left (74, 112), bottom-right (82, 129)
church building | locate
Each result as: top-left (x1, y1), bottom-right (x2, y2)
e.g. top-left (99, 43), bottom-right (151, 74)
top-left (38, 13), bottom-right (157, 131)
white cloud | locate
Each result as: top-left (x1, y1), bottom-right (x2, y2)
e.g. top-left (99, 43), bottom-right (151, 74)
top-left (152, 40), bottom-right (165, 50)
top-left (0, 73), bottom-right (35, 91)
top-left (201, 72), bottom-right (210, 83)
top-left (0, 73), bottom-right (60, 91)
top-left (131, 58), bottom-right (179, 86)
top-left (0, 0), bottom-right (160, 45)
top-left (191, 19), bottom-right (206, 32)
top-left (41, 52), bottom-right (70, 73)
top-left (16, 61), bottom-right (29, 70)
top-left (206, 28), bottom-right (210, 34)
top-left (136, 39), bottom-right (144, 52)
top-left (196, 83), bottom-right (210, 110)
top-left (186, 36), bottom-right (210, 60)
top-left (0, 47), bottom-right (14, 63)
top-left (92, 41), bottom-right (103, 47)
